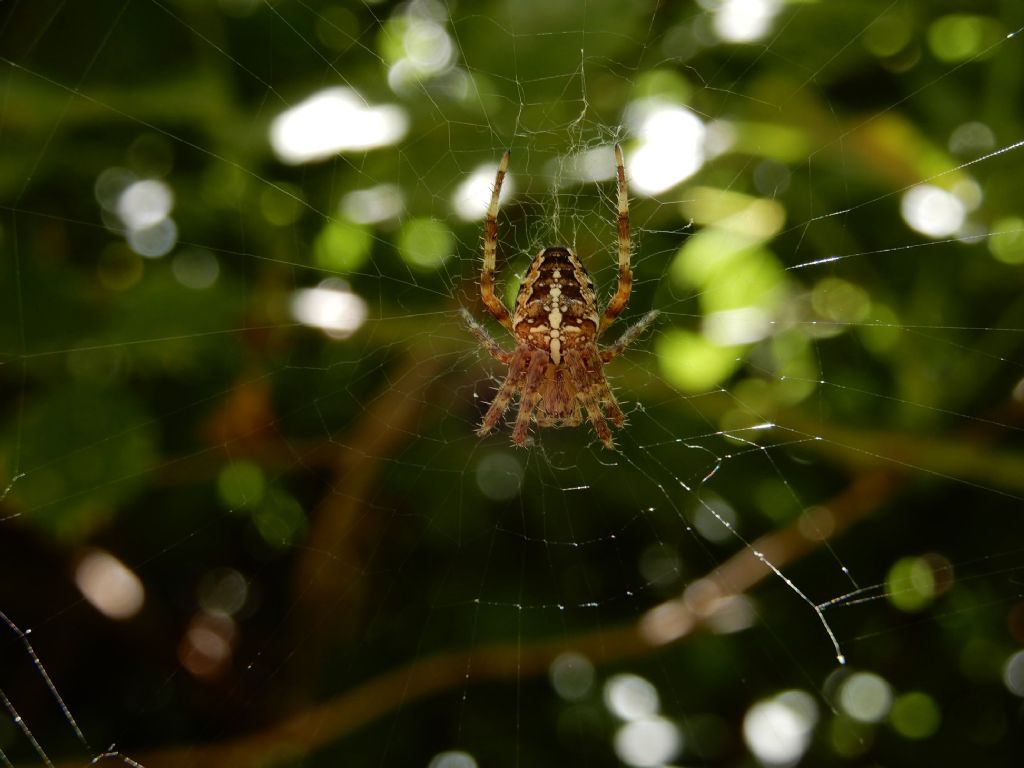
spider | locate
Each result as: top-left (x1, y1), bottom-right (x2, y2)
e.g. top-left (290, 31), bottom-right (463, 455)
top-left (461, 144), bottom-right (659, 449)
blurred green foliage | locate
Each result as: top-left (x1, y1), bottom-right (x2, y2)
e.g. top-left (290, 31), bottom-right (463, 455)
top-left (2, 0), bottom-right (1024, 766)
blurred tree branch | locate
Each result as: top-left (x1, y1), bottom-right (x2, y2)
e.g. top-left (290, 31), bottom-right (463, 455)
top-left (77, 471), bottom-right (896, 768)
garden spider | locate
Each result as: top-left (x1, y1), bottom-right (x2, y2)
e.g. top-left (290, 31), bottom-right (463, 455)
top-left (461, 144), bottom-right (659, 449)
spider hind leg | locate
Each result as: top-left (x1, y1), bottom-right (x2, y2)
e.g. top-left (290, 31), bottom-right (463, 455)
top-left (566, 348), bottom-right (617, 449)
top-left (476, 347), bottom-right (529, 437)
top-left (510, 349), bottom-right (550, 447)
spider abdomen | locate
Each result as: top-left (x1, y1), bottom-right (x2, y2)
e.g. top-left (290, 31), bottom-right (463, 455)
top-left (512, 247), bottom-right (600, 364)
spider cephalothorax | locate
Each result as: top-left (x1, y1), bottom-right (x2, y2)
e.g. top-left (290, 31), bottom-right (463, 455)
top-left (462, 144), bottom-right (658, 449)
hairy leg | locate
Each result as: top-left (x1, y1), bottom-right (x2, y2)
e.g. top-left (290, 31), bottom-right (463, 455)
top-left (601, 309), bottom-right (659, 362)
top-left (460, 307), bottom-right (511, 364)
top-left (481, 151), bottom-right (513, 330)
top-left (567, 348), bottom-right (615, 449)
top-left (477, 347), bottom-right (527, 436)
top-left (511, 349), bottom-right (550, 447)
top-left (599, 143), bottom-right (632, 337)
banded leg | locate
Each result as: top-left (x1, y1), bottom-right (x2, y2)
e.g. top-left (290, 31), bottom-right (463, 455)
top-left (481, 150), bottom-right (513, 331)
top-left (460, 307), bottom-right (511, 364)
top-left (567, 349), bottom-right (615, 449)
top-left (599, 143), bottom-right (632, 337)
top-left (601, 309), bottom-right (660, 363)
top-left (510, 349), bottom-right (549, 447)
top-left (580, 345), bottom-right (625, 427)
top-left (477, 348), bottom-right (528, 436)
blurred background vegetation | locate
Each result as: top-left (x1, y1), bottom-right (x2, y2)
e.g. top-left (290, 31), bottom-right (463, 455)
top-left (2, 0), bottom-right (1024, 765)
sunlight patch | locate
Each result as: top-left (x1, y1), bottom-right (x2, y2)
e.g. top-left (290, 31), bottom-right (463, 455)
top-left (397, 218), bottom-right (454, 269)
top-left (428, 751), bottom-right (477, 768)
top-left (604, 674), bottom-right (660, 720)
top-left (342, 184), bottom-right (405, 224)
top-left (117, 179), bottom-right (173, 230)
top-left (711, 0), bottom-right (781, 44)
top-left (656, 328), bottom-right (741, 392)
top-left (452, 161), bottom-right (515, 221)
top-left (290, 279), bottom-right (369, 338)
top-left (838, 672), bottom-right (893, 723)
top-left (625, 100), bottom-right (705, 195)
top-left (74, 549), bottom-right (145, 620)
top-left (900, 184), bottom-right (965, 237)
top-left (704, 307), bottom-right (771, 346)
top-left (743, 690), bottom-right (818, 765)
top-left (614, 718), bottom-right (681, 767)
top-left (1002, 650), bottom-right (1024, 696)
top-left (270, 87), bottom-right (408, 164)
top-left (382, 2), bottom-right (458, 91)
top-left (98, 172), bottom-right (179, 258)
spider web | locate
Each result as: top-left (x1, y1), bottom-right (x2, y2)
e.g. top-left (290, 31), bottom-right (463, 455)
top-left (2, 0), bottom-right (1024, 766)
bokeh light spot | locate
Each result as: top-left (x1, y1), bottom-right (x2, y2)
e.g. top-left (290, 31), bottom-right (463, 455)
top-left (712, 0), bottom-right (781, 44)
top-left (342, 184), bottom-right (404, 224)
top-left (886, 556), bottom-right (937, 612)
top-left (452, 161), bottom-right (515, 221)
top-left (889, 691), bottom-right (941, 739)
top-left (116, 179), bottom-right (173, 230)
top-left (290, 278), bottom-right (369, 338)
top-left (198, 567), bottom-right (250, 617)
top-left (549, 652), bottom-right (595, 701)
top-left (656, 328), bottom-right (741, 392)
top-left (397, 218), bottom-right (453, 270)
top-left (475, 451), bottom-right (524, 501)
top-left (172, 249), bottom-right (220, 290)
top-left (900, 184), bottom-right (965, 237)
top-left (604, 673), bottom-right (660, 721)
top-left (314, 220), bottom-right (373, 273)
top-left (127, 218), bottom-right (178, 258)
top-left (217, 460), bottom-right (266, 510)
top-left (1002, 649), bottom-right (1024, 696)
top-left (743, 690), bottom-right (818, 765)
top-left (626, 102), bottom-right (705, 195)
top-left (427, 751), bottom-right (477, 768)
top-left (613, 717), bottom-right (681, 767)
top-left (74, 549), bottom-right (145, 620)
top-left (988, 217), bottom-right (1024, 265)
top-left (270, 87), bottom-right (408, 164)
top-left (838, 672), bottom-right (893, 723)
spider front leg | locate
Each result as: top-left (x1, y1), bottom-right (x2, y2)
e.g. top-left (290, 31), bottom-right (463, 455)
top-left (480, 150), bottom-right (513, 331)
top-left (460, 307), bottom-right (511, 364)
top-left (599, 143), bottom-right (633, 338)
top-left (477, 347), bottom-right (529, 437)
top-left (601, 309), bottom-right (660, 363)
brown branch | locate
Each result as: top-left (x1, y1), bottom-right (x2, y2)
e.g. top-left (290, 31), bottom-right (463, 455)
top-left (290, 349), bottom-right (443, 674)
top-left (103, 470), bottom-right (898, 768)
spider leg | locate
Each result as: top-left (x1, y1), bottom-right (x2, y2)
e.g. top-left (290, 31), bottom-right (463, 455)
top-left (601, 309), bottom-right (660, 363)
top-left (579, 345), bottom-right (625, 427)
top-left (476, 348), bottom-right (528, 437)
top-left (599, 143), bottom-right (632, 338)
top-left (567, 348), bottom-right (615, 449)
top-left (511, 349), bottom-right (550, 447)
top-left (481, 150), bottom-right (513, 331)
top-left (460, 307), bottom-right (512, 364)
